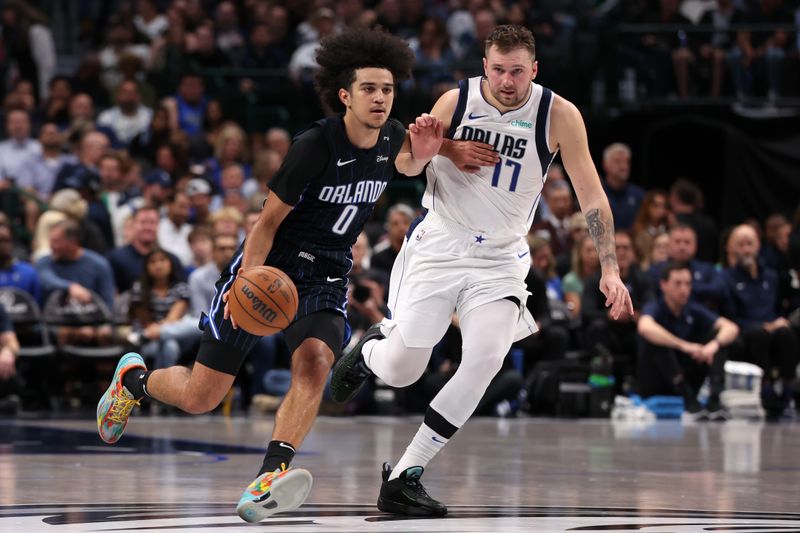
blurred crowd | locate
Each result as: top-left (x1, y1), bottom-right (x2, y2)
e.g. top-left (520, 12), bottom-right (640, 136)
top-left (0, 0), bottom-right (798, 418)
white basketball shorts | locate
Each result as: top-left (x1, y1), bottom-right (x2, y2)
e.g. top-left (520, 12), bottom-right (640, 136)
top-left (384, 209), bottom-right (538, 348)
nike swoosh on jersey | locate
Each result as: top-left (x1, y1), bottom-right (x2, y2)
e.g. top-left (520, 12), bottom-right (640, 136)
top-left (337, 158), bottom-right (357, 167)
top-left (468, 112), bottom-right (488, 120)
top-left (326, 276), bottom-right (343, 283)
top-left (517, 251), bottom-right (529, 259)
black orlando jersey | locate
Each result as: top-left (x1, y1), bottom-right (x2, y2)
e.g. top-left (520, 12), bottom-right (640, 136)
top-left (266, 115), bottom-right (406, 281)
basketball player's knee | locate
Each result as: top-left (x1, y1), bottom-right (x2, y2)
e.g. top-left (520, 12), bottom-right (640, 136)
top-left (293, 344), bottom-right (334, 387)
top-left (182, 389), bottom-right (226, 414)
top-left (380, 347), bottom-right (429, 388)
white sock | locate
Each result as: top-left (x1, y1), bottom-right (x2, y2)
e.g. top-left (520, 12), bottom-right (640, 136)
top-left (388, 423), bottom-right (449, 481)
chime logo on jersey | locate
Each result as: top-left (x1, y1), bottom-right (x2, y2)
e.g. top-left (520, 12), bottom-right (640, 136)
top-left (318, 180), bottom-right (388, 204)
top-left (459, 125), bottom-right (528, 159)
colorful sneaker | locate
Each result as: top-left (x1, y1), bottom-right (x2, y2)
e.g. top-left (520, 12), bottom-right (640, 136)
top-left (237, 467), bottom-right (313, 523)
top-left (377, 463), bottom-right (447, 517)
top-left (97, 352), bottom-right (146, 444)
top-left (330, 324), bottom-right (383, 403)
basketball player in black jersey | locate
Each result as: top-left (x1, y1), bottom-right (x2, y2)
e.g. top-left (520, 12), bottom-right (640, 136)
top-left (97, 29), bottom-right (446, 523)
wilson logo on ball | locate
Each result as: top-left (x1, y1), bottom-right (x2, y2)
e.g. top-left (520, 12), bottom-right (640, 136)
top-left (240, 284), bottom-right (278, 323)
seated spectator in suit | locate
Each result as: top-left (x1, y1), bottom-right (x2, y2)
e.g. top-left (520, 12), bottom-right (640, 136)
top-left (582, 231), bottom-right (655, 384)
top-left (721, 224), bottom-right (798, 415)
top-left (650, 224), bottom-right (726, 309)
top-left (129, 248), bottom-right (194, 370)
top-left (35, 219), bottom-right (115, 346)
top-left (0, 224), bottom-right (41, 302)
top-left (107, 206), bottom-right (184, 293)
top-left (0, 301), bottom-right (21, 414)
top-left (638, 261), bottom-right (739, 421)
top-left (371, 203), bottom-right (414, 275)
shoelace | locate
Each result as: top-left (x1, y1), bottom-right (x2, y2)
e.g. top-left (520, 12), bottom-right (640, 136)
top-left (108, 391), bottom-right (141, 423)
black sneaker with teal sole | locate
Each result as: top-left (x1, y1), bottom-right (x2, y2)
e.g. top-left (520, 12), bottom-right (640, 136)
top-left (377, 463), bottom-right (447, 517)
top-left (330, 324), bottom-right (383, 403)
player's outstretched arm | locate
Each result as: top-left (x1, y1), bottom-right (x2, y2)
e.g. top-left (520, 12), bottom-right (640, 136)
top-left (552, 95), bottom-right (633, 319)
top-left (395, 113), bottom-right (443, 176)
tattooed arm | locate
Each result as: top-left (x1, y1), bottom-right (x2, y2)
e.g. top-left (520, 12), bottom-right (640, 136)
top-left (585, 207), bottom-right (619, 275)
top-left (549, 94), bottom-right (633, 318)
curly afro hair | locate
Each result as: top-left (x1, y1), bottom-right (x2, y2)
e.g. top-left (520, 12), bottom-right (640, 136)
top-left (314, 28), bottom-right (414, 113)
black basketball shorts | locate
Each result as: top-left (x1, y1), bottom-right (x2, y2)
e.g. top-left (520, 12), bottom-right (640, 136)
top-left (195, 252), bottom-right (351, 376)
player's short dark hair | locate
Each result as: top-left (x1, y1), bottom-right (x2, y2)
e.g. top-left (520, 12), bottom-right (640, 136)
top-left (661, 260), bottom-right (691, 282)
top-left (485, 24), bottom-right (536, 58)
top-left (314, 28), bottom-right (414, 113)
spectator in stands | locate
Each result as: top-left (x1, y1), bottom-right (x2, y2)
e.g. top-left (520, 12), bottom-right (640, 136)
top-left (189, 232), bottom-right (238, 318)
top-left (186, 177), bottom-right (214, 226)
top-left (348, 232), bottom-right (390, 325)
top-left (107, 206), bottom-right (183, 293)
top-left (669, 178), bottom-right (718, 262)
top-left (98, 153), bottom-right (136, 246)
top-left (638, 261), bottom-right (739, 420)
top-left (0, 300), bottom-right (21, 414)
top-left (32, 188), bottom-right (108, 260)
top-left (721, 224), bottom-right (798, 414)
top-left (563, 233), bottom-right (600, 320)
top-left (97, 81), bottom-right (153, 146)
top-left (163, 74), bottom-right (208, 136)
top-left (651, 224), bottom-right (725, 309)
top-left (134, 0), bottom-right (168, 42)
top-left (208, 123), bottom-right (250, 189)
top-left (600, 142), bottom-right (643, 231)
top-left (642, 231), bottom-right (670, 271)
top-left (530, 236), bottom-right (565, 304)
top-left (0, 224), bottom-right (41, 302)
top-left (410, 17), bottom-right (456, 97)
top-left (188, 100), bottom-right (224, 161)
top-left (729, 0), bottom-right (794, 101)
top-left (15, 121), bottom-right (76, 201)
top-left (533, 163), bottom-right (568, 224)
top-left (761, 214), bottom-right (790, 270)
top-left (631, 189), bottom-right (669, 264)
top-left (186, 226), bottom-right (213, 275)
top-left (531, 179), bottom-right (575, 271)
top-left (0, 109), bottom-right (41, 182)
top-left (187, 22), bottom-right (231, 71)
top-left (98, 24), bottom-right (150, 93)
top-left (209, 206), bottom-right (244, 241)
top-left (115, 169), bottom-right (173, 242)
top-left (289, 7), bottom-right (337, 86)
top-left (37, 218), bottom-right (115, 309)
top-left (221, 164), bottom-right (257, 210)
top-left (41, 75), bottom-right (72, 127)
top-left (130, 248), bottom-right (194, 370)
top-left (372, 204), bottom-right (414, 274)
top-left (264, 128), bottom-right (291, 160)
top-left (696, 0), bottom-right (742, 98)
top-left (158, 192), bottom-right (194, 268)
top-left (215, 1), bottom-right (245, 64)
top-left (0, 0), bottom-right (56, 101)
top-left (128, 105), bottom-right (172, 164)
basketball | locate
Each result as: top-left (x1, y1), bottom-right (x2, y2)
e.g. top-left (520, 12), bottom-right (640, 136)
top-left (229, 266), bottom-right (298, 336)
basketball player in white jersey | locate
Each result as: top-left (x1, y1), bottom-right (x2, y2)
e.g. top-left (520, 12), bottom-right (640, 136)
top-left (332, 25), bottom-right (634, 515)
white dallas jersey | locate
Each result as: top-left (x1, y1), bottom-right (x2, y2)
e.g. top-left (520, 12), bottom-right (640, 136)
top-left (422, 77), bottom-right (557, 240)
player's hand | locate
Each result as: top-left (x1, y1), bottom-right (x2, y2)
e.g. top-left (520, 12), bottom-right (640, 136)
top-left (598, 274), bottom-right (634, 320)
top-left (0, 348), bottom-right (15, 380)
top-left (222, 268), bottom-right (244, 329)
top-left (409, 113), bottom-right (443, 162)
top-left (445, 140), bottom-right (499, 173)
